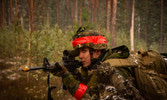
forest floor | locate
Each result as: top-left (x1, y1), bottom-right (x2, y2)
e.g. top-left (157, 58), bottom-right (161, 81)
top-left (0, 60), bottom-right (75, 100)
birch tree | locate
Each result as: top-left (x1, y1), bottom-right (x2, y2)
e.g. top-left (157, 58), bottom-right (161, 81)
top-left (130, 0), bottom-right (135, 51)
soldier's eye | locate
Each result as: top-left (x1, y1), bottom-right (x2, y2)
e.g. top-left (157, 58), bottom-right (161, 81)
top-left (82, 50), bottom-right (87, 53)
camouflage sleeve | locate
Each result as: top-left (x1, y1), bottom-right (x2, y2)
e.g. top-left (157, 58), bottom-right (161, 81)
top-left (63, 73), bottom-right (92, 100)
top-left (62, 73), bottom-right (80, 96)
top-left (62, 72), bottom-right (101, 100)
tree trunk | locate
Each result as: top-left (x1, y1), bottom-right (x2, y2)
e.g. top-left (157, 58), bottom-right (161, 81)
top-left (159, 0), bottom-right (163, 52)
top-left (27, 0), bottom-right (34, 67)
top-left (0, 0), bottom-right (2, 27)
top-left (1, 0), bottom-right (6, 27)
top-left (56, 0), bottom-right (59, 24)
top-left (27, 0), bottom-right (31, 82)
top-left (74, 0), bottom-right (78, 23)
top-left (15, 0), bottom-right (18, 21)
top-left (124, 0), bottom-right (131, 31)
top-left (111, 0), bottom-right (117, 48)
top-left (106, 0), bottom-right (111, 35)
top-left (71, 1), bottom-right (74, 22)
top-left (27, 0), bottom-right (31, 67)
top-left (31, 0), bottom-right (34, 32)
top-left (91, 0), bottom-right (95, 23)
top-left (96, 0), bottom-right (99, 22)
top-left (144, 0), bottom-right (148, 49)
top-left (46, 0), bottom-right (49, 26)
top-left (105, 0), bottom-right (108, 15)
top-left (6, 0), bottom-right (10, 26)
top-left (66, 0), bottom-right (69, 11)
top-left (27, 0), bottom-right (31, 32)
top-left (20, 0), bottom-right (24, 28)
top-left (10, 0), bottom-right (14, 24)
top-left (87, 0), bottom-right (91, 23)
top-left (66, 0), bottom-right (70, 21)
top-left (79, 2), bottom-right (82, 25)
top-left (130, 0), bottom-right (135, 51)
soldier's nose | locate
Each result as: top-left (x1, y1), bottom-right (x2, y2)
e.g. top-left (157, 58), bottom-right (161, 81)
top-left (79, 52), bottom-right (84, 59)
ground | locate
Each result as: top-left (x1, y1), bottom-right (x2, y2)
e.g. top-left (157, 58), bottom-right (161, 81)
top-left (0, 61), bottom-right (75, 100)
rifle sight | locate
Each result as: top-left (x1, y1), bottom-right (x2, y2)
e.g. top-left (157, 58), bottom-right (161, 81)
top-left (63, 50), bottom-right (79, 57)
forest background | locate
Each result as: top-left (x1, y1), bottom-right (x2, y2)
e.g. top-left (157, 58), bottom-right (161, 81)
top-left (0, 0), bottom-right (167, 99)
top-left (0, 0), bottom-right (167, 66)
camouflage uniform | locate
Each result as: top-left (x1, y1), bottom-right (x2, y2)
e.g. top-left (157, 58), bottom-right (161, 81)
top-left (62, 45), bottom-right (144, 100)
top-left (60, 28), bottom-right (144, 100)
top-left (52, 27), bottom-right (167, 100)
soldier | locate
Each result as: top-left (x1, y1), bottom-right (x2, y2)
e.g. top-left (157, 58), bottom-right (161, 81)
top-left (51, 27), bottom-right (144, 100)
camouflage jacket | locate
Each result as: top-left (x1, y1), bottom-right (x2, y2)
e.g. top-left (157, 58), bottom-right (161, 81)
top-left (62, 46), bottom-right (144, 100)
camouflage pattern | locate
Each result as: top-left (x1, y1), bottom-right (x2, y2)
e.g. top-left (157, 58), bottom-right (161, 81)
top-left (62, 45), bottom-right (167, 100)
top-left (92, 62), bottom-right (143, 100)
top-left (72, 27), bottom-right (107, 50)
top-left (101, 45), bottom-right (130, 60)
top-left (73, 28), bottom-right (103, 39)
top-left (73, 43), bottom-right (107, 50)
top-left (62, 45), bottom-right (144, 100)
top-left (132, 50), bottom-right (167, 100)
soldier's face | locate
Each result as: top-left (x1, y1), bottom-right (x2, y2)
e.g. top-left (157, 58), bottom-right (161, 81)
top-left (79, 47), bottom-right (101, 68)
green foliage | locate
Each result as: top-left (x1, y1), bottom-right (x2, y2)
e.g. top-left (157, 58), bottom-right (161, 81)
top-left (117, 30), bottom-right (130, 48)
top-left (31, 24), bottom-right (73, 64)
top-left (0, 25), bottom-right (28, 59)
top-left (0, 24), bottom-right (74, 65)
top-left (1, 0), bottom-right (167, 66)
top-left (135, 39), bottom-right (148, 50)
top-left (79, 7), bottom-right (96, 30)
top-left (82, 7), bottom-right (90, 25)
top-left (0, 27), bottom-right (14, 58)
top-left (149, 42), bottom-right (159, 51)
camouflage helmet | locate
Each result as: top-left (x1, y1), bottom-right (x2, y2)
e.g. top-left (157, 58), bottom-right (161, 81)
top-left (72, 27), bottom-right (107, 50)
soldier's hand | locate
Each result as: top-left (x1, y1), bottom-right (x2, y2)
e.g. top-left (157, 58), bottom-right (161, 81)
top-left (50, 62), bottom-right (69, 77)
top-left (42, 62), bottom-right (54, 72)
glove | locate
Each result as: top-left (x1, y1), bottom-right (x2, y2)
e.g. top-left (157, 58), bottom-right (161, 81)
top-left (50, 62), bottom-right (69, 77)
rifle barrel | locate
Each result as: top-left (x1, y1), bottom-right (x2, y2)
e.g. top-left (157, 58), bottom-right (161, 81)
top-left (21, 66), bottom-right (45, 72)
top-left (29, 66), bottom-right (45, 70)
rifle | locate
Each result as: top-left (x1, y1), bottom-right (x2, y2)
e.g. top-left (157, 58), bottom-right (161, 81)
top-left (20, 50), bottom-right (82, 100)
top-left (21, 57), bottom-right (50, 72)
top-left (21, 49), bottom-right (81, 72)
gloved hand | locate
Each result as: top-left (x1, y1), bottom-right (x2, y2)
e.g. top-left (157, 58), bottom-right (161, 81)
top-left (50, 62), bottom-right (69, 77)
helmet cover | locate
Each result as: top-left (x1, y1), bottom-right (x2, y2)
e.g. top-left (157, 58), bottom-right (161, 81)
top-left (72, 27), bottom-right (107, 49)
